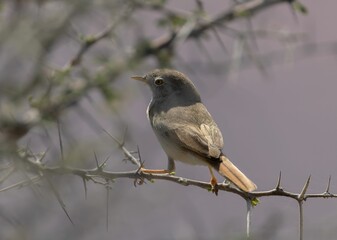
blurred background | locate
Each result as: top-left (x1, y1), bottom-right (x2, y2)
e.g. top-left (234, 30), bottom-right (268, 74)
top-left (1, 0), bottom-right (337, 239)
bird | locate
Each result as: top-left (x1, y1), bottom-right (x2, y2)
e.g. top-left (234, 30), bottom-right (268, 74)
top-left (131, 69), bottom-right (257, 193)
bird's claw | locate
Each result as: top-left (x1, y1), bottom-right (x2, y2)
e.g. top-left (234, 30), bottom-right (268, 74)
top-left (210, 177), bottom-right (218, 196)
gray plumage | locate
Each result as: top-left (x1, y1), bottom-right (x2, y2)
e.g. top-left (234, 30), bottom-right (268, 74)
top-left (132, 69), bottom-right (257, 192)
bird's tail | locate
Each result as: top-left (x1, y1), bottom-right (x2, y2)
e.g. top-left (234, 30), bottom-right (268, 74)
top-left (218, 155), bottom-right (257, 192)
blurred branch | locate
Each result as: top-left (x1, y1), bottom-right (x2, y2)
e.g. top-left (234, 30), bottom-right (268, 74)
top-left (66, 5), bottom-right (133, 68)
top-left (137, 0), bottom-right (294, 57)
top-left (0, 176), bottom-right (41, 193)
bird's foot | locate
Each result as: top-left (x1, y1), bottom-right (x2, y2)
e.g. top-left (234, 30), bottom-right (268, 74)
top-left (210, 176), bottom-right (219, 196)
top-left (140, 168), bottom-right (174, 175)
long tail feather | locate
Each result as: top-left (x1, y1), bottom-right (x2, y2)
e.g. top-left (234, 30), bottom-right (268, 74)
top-left (218, 155), bottom-right (257, 192)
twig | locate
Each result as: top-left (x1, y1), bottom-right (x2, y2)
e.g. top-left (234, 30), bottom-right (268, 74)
top-left (66, 5), bottom-right (133, 68)
top-left (57, 119), bottom-right (65, 164)
top-left (298, 201), bottom-right (304, 240)
top-left (106, 184), bottom-right (110, 232)
top-left (0, 165), bottom-right (15, 184)
top-left (44, 174), bottom-right (74, 226)
top-left (0, 176), bottom-right (41, 193)
top-left (246, 199), bottom-right (252, 239)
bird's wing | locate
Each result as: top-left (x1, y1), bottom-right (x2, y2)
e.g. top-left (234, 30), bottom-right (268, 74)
top-left (169, 123), bottom-right (224, 159)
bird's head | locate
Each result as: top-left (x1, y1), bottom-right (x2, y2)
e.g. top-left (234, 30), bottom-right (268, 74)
top-left (131, 69), bottom-right (201, 104)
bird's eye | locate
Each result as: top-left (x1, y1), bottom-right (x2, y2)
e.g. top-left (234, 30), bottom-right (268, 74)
top-left (154, 77), bottom-right (164, 86)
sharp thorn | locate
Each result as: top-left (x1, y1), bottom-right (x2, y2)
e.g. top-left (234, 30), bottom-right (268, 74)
top-left (45, 175), bottom-right (74, 225)
top-left (136, 160), bottom-right (144, 174)
top-left (82, 177), bottom-right (87, 200)
top-left (276, 171), bottom-right (282, 190)
top-left (39, 148), bottom-right (49, 163)
top-left (94, 151), bottom-right (99, 169)
top-left (136, 145), bottom-right (142, 162)
top-left (102, 128), bottom-right (122, 147)
top-left (121, 127), bottom-right (128, 146)
top-left (325, 175), bottom-right (331, 194)
top-left (57, 119), bottom-right (65, 164)
top-left (298, 175), bottom-right (311, 200)
top-left (134, 145), bottom-right (143, 168)
top-left (100, 154), bottom-right (111, 168)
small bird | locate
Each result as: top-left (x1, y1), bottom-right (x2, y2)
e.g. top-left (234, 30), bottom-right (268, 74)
top-left (132, 69), bottom-right (257, 193)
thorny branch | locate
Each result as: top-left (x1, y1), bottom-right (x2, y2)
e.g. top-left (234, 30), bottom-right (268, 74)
top-left (1, 131), bottom-right (335, 239)
top-left (4, 137), bottom-right (336, 203)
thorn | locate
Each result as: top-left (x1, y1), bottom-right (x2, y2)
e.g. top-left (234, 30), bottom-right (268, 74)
top-left (82, 177), bottom-right (87, 200)
top-left (100, 154), bottom-right (111, 169)
top-left (102, 128), bottom-right (122, 147)
top-left (135, 159), bottom-right (145, 174)
top-left (276, 171), bottom-right (282, 190)
top-left (57, 119), bottom-right (65, 164)
top-left (325, 175), bottom-right (331, 194)
top-left (121, 127), bottom-right (128, 146)
top-left (212, 27), bottom-right (228, 55)
top-left (45, 175), bottom-right (74, 225)
top-left (136, 145), bottom-right (142, 163)
top-left (94, 151), bottom-right (99, 169)
top-left (38, 148), bottom-right (49, 163)
top-left (298, 175), bottom-right (311, 201)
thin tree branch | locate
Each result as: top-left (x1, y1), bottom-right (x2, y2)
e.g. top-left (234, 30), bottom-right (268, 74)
top-left (246, 199), bottom-right (252, 239)
top-left (140, 0), bottom-right (292, 56)
top-left (44, 174), bottom-right (75, 226)
top-left (298, 201), bottom-right (304, 240)
top-left (66, 5), bottom-right (133, 68)
top-left (0, 176), bottom-right (41, 193)
top-left (17, 142), bottom-right (337, 203)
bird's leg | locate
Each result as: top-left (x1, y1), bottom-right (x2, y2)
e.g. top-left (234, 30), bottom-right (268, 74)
top-left (140, 157), bottom-right (175, 174)
top-left (140, 168), bottom-right (171, 174)
top-left (167, 157), bottom-right (176, 173)
top-left (208, 166), bottom-right (219, 195)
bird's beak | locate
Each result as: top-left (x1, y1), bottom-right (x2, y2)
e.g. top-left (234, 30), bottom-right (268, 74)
top-left (131, 75), bottom-right (147, 83)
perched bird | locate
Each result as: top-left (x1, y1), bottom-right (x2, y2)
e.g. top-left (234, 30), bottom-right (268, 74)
top-left (132, 69), bottom-right (257, 193)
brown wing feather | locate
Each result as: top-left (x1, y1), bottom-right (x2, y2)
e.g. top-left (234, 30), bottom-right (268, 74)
top-left (151, 102), bottom-right (224, 159)
top-left (169, 123), bottom-right (223, 159)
